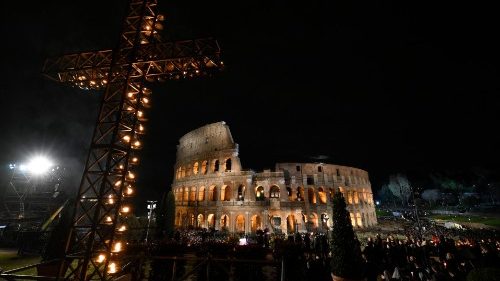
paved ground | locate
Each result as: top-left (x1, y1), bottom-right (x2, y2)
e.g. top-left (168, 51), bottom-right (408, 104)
top-left (0, 248), bottom-right (40, 273)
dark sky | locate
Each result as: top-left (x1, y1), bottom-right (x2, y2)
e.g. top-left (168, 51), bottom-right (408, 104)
top-left (1, 0), bottom-right (499, 213)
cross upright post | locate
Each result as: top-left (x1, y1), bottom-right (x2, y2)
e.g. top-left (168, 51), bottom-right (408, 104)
top-left (42, 0), bottom-right (223, 279)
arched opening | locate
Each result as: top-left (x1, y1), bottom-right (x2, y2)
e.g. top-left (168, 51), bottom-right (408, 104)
top-left (321, 213), bottom-right (329, 229)
top-left (189, 186), bottom-right (196, 201)
top-left (193, 162), bottom-right (199, 175)
top-left (181, 167), bottom-right (185, 178)
top-left (356, 212), bottom-right (362, 227)
top-left (297, 186), bottom-right (304, 201)
top-left (353, 191), bottom-right (359, 204)
top-left (201, 160), bottom-right (208, 174)
top-left (286, 186), bottom-right (294, 201)
top-left (347, 191), bottom-right (353, 204)
top-left (309, 213), bottom-right (318, 228)
top-left (329, 188), bottom-right (335, 200)
top-left (213, 159), bottom-right (219, 172)
top-left (237, 185), bottom-right (245, 201)
top-left (287, 215), bottom-right (296, 233)
top-left (197, 214), bottom-right (205, 227)
top-left (207, 214), bottom-right (215, 228)
top-left (175, 188), bottom-right (180, 201)
top-left (220, 185), bottom-right (231, 201)
top-left (251, 215), bottom-right (261, 232)
top-left (186, 165), bottom-right (191, 177)
top-left (308, 187), bottom-right (316, 204)
top-left (198, 186), bottom-right (205, 201)
top-left (255, 186), bottom-right (265, 201)
top-left (176, 167), bottom-right (181, 179)
top-left (208, 185), bottom-right (217, 201)
top-left (182, 187), bottom-right (188, 202)
top-left (349, 213), bottom-right (356, 227)
top-left (318, 187), bottom-right (327, 204)
top-left (235, 215), bottom-right (245, 232)
top-left (220, 214), bottom-right (229, 229)
top-left (270, 185), bottom-right (280, 198)
top-left (225, 158), bottom-right (232, 171)
top-left (176, 212), bottom-right (181, 226)
top-left (189, 214), bottom-right (195, 226)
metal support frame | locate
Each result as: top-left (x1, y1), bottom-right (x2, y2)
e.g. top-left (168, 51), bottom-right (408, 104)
top-left (42, 0), bottom-right (222, 280)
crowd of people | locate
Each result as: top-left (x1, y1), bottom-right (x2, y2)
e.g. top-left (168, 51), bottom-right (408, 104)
top-left (150, 222), bottom-right (499, 281)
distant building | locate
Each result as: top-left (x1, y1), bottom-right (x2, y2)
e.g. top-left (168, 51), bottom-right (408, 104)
top-left (172, 122), bottom-right (377, 234)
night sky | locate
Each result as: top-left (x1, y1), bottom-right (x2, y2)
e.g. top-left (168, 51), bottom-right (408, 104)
top-left (1, 1), bottom-right (499, 214)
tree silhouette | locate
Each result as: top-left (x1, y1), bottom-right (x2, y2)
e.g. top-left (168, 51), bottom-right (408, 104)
top-left (330, 190), bottom-right (365, 279)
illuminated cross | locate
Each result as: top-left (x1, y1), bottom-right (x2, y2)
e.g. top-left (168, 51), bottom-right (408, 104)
top-left (42, 0), bottom-right (223, 279)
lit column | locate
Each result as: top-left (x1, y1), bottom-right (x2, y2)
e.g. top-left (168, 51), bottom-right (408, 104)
top-left (245, 211), bottom-right (250, 234)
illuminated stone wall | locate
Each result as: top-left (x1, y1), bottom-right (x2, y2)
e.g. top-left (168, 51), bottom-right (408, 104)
top-left (172, 122), bottom-right (377, 233)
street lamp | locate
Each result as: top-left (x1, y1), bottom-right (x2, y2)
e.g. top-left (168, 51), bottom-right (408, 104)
top-left (145, 200), bottom-right (157, 243)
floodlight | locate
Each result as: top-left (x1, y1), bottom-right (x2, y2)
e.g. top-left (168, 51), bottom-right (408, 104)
top-left (26, 156), bottom-right (53, 175)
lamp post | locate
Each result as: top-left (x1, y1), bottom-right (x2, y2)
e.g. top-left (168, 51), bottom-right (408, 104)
top-left (145, 200), bottom-right (157, 243)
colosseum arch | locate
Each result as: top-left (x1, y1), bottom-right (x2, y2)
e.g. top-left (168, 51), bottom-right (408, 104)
top-left (297, 186), bottom-right (305, 201)
top-left (220, 214), bottom-right (230, 229)
top-left (208, 185), bottom-right (217, 201)
top-left (349, 213), bottom-right (356, 227)
top-left (176, 212), bottom-right (181, 226)
top-left (189, 213), bottom-right (195, 226)
top-left (235, 215), bottom-right (245, 232)
top-left (286, 214), bottom-right (296, 233)
top-left (355, 212), bottom-right (362, 227)
top-left (197, 214), bottom-right (205, 227)
top-left (186, 165), bottom-right (192, 177)
top-left (193, 162), bottom-right (199, 175)
top-left (255, 186), bottom-right (265, 201)
top-left (182, 187), bottom-right (189, 202)
top-left (174, 188), bottom-right (180, 201)
top-left (207, 214), bottom-right (215, 228)
top-left (212, 159), bottom-right (219, 172)
top-left (198, 186), bottom-right (205, 201)
top-left (318, 187), bottom-right (327, 204)
top-left (201, 160), bottom-right (208, 174)
top-left (309, 213), bottom-right (318, 228)
top-left (320, 213), bottom-right (329, 228)
top-left (225, 158), bottom-right (232, 171)
top-left (347, 191), bottom-right (353, 204)
top-left (220, 185), bottom-right (231, 201)
top-left (270, 185), bottom-right (280, 198)
top-left (353, 191), bottom-right (359, 204)
top-left (251, 215), bottom-right (262, 232)
top-left (286, 186), bottom-right (294, 201)
top-left (189, 186), bottom-right (196, 201)
top-left (329, 188), bottom-right (335, 200)
top-left (181, 167), bottom-right (186, 178)
top-left (308, 187), bottom-right (316, 204)
top-left (237, 185), bottom-right (245, 201)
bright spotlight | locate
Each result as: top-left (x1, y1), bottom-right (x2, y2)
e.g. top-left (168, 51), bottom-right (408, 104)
top-left (26, 156), bottom-right (53, 175)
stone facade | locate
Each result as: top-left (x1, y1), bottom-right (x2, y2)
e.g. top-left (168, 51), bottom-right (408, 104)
top-left (172, 121), bottom-right (377, 234)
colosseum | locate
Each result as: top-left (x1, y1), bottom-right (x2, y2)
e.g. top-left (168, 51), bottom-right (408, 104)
top-left (172, 121), bottom-right (377, 234)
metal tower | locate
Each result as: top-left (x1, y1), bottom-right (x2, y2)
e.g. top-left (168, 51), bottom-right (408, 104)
top-left (1, 164), bottom-right (65, 222)
top-left (42, 0), bottom-right (223, 279)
